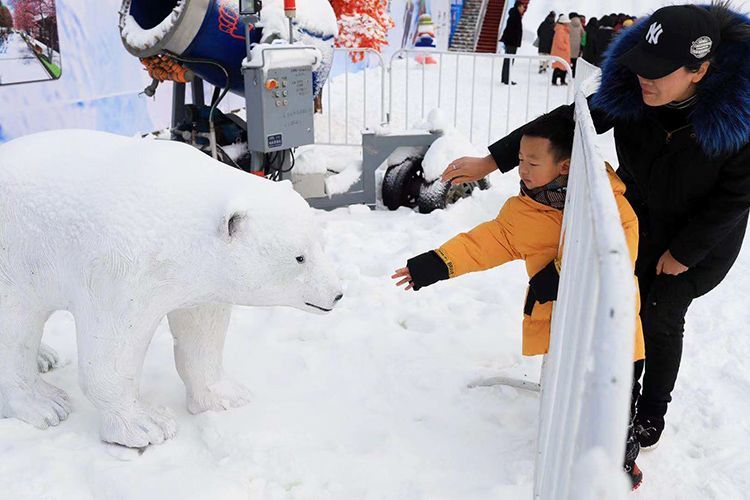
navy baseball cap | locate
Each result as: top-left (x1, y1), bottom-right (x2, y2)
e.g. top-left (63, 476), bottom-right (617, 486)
top-left (617, 5), bottom-right (721, 80)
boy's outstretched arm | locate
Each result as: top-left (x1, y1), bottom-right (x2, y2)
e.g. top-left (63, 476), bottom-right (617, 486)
top-left (392, 203), bottom-right (521, 291)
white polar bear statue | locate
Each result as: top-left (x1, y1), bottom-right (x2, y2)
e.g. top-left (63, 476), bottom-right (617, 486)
top-left (0, 130), bottom-right (343, 447)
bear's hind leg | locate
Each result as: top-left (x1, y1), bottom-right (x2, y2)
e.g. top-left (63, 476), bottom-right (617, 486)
top-left (76, 313), bottom-right (175, 447)
top-left (37, 342), bottom-right (61, 373)
top-left (0, 302), bottom-right (71, 428)
top-left (167, 304), bottom-right (251, 414)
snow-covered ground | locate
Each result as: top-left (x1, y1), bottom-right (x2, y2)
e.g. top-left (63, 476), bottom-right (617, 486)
top-left (2, 163), bottom-right (749, 499)
top-left (0, 32), bottom-right (52, 85)
top-left (2, 0), bottom-right (749, 499)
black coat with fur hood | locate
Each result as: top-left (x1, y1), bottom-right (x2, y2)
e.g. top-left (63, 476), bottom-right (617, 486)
top-left (489, 5), bottom-right (750, 296)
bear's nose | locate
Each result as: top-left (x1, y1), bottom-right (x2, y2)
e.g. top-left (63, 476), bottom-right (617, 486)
top-left (334, 293), bottom-right (344, 302)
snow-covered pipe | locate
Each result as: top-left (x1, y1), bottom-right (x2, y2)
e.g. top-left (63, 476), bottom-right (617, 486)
top-left (118, 0), bottom-right (336, 96)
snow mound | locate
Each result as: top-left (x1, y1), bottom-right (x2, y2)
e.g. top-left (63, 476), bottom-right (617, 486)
top-left (260, 0), bottom-right (338, 41)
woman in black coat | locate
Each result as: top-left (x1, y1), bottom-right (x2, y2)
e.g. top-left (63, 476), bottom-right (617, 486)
top-left (500, 1), bottom-right (526, 84)
top-left (591, 14), bottom-right (616, 66)
top-left (536, 11), bottom-right (556, 73)
top-left (582, 17), bottom-right (599, 64)
top-left (441, 3), bottom-right (750, 454)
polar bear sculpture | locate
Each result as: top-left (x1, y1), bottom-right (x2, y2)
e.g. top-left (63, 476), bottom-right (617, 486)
top-left (0, 130), bottom-right (342, 447)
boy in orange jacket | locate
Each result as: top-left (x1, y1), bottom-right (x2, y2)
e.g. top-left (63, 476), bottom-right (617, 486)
top-left (392, 112), bottom-right (645, 489)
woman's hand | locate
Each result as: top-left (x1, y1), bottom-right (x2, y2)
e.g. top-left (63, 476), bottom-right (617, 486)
top-left (440, 155), bottom-right (497, 184)
top-left (656, 250), bottom-right (689, 276)
top-left (391, 267), bottom-right (414, 291)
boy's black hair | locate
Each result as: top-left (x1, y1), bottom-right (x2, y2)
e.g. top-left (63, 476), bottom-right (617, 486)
top-left (521, 112), bottom-right (575, 162)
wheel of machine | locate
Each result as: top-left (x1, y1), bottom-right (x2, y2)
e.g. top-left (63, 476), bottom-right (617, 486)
top-left (382, 157), bottom-right (425, 210)
top-left (417, 176), bottom-right (493, 214)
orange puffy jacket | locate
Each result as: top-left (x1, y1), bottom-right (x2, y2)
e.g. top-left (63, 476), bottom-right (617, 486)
top-left (435, 166), bottom-right (645, 361)
top-left (551, 23), bottom-right (572, 71)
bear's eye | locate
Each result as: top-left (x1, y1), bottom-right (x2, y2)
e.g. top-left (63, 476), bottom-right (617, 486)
top-left (296, 255), bottom-right (305, 264)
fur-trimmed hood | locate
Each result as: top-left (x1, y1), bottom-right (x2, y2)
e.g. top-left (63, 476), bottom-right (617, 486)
top-left (591, 5), bottom-right (750, 157)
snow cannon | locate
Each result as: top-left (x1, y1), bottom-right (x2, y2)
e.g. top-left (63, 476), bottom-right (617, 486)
top-left (118, 0), bottom-right (336, 97)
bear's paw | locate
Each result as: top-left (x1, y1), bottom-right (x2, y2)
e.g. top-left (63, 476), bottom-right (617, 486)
top-left (187, 379), bottom-right (252, 414)
top-left (100, 404), bottom-right (176, 448)
top-left (0, 379), bottom-right (71, 429)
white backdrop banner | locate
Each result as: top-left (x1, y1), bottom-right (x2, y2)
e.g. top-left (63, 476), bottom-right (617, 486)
top-left (0, 0), bottom-right (173, 144)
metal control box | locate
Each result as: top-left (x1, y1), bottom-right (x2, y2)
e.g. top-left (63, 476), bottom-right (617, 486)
top-left (244, 65), bottom-right (315, 152)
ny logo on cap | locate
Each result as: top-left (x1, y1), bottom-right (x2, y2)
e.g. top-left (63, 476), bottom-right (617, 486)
top-left (646, 22), bottom-right (664, 45)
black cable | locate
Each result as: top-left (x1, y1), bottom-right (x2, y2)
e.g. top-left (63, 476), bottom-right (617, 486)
top-left (163, 51), bottom-right (231, 129)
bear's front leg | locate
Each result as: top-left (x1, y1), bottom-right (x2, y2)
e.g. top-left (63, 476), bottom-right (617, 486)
top-left (168, 304), bottom-right (251, 414)
top-left (76, 314), bottom-right (176, 448)
top-left (0, 304), bottom-right (71, 429)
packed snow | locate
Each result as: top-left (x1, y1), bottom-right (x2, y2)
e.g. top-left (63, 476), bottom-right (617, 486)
top-left (2, 0), bottom-right (749, 499)
top-left (243, 41), bottom-right (322, 70)
top-left (260, 0), bottom-right (338, 40)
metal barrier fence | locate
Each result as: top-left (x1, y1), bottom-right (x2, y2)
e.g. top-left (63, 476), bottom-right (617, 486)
top-left (315, 49), bottom-right (574, 146)
top-left (534, 90), bottom-right (635, 500)
top-left (388, 50), bottom-right (574, 145)
top-left (315, 48), bottom-right (387, 146)
top-left (574, 57), bottom-right (602, 95)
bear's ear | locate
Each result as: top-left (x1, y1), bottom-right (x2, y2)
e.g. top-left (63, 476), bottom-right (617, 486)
top-left (222, 211), bottom-right (247, 240)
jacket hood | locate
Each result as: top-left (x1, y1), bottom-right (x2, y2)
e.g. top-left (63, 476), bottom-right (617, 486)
top-left (591, 5), bottom-right (750, 157)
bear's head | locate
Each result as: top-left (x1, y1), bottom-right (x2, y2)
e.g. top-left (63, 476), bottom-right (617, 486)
top-left (218, 180), bottom-right (343, 314)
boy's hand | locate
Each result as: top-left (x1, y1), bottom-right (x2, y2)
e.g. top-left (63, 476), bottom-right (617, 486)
top-left (392, 267), bottom-right (415, 291)
top-left (656, 250), bottom-right (689, 276)
top-left (441, 155), bottom-right (497, 184)
top-left (394, 252), bottom-right (451, 292)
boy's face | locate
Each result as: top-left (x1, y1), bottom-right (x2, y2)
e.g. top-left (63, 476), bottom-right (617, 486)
top-left (518, 135), bottom-right (570, 190)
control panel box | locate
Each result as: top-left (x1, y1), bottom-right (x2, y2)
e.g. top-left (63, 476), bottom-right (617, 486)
top-left (244, 65), bottom-right (315, 152)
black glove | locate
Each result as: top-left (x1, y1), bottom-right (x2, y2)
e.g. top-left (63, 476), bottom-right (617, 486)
top-left (406, 251), bottom-right (450, 291)
top-left (524, 260), bottom-right (560, 315)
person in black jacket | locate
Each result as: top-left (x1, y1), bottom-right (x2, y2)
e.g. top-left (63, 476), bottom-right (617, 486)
top-left (440, 3), bottom-right (750, 452)
top-left (500, 1), bottom-right (526, 85)
top-left (536, 11), bottom-right (556, 73)
top-left (587, 14), bottom-right (616, 66)
top-left (581, 17), bottom-right (599, 65)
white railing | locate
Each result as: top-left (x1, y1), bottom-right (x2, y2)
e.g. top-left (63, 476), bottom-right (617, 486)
top-left (314, 49), bottom-right (573, 146)
top-left (574, 57), bottom-right (601, 96)
top-left (388, 50), bottom-right (574, 146)
top-left (315, 48), bottom-right (387, 146)
top-left (534, 91), bottom-right (635, 500)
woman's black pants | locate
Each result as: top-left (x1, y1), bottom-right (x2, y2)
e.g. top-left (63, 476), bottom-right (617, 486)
top-left (632, 270), bottom-right (695, 419)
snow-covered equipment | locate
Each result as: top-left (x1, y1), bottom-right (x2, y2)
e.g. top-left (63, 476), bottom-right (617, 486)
top-left (119, 0), bottom-right (333, 97)
top-left (119, 0), bottom-right (335, 187)
top-left (382, 154), bottom-right (490, 214)
top-left (118, 2), bottom-right (486, 212)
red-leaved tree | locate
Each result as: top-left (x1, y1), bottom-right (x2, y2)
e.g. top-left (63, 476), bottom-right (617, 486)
top-left (330, 0), bottom-right (394, 62)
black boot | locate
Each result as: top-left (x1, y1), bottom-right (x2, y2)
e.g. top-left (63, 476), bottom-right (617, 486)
top-left (624, 419), bottom-right (643, 489)
top-left (635, 414), bottom-right (665, 450)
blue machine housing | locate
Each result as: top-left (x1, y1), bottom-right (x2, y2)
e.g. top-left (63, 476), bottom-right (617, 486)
top-left (120, 0), bottom-right (334, 96)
